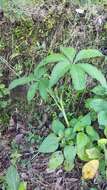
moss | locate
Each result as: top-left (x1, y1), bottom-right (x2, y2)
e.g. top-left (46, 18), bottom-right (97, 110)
top-left (44, 15), bottom-right (56, 30)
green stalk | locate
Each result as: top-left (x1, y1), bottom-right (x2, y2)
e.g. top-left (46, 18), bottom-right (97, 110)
top-left (48, 90), bottom-right (69, 127)
top-left (48, 90), bottom-right (62, 111)
top-left (60, 94), bottom-right (70, 127)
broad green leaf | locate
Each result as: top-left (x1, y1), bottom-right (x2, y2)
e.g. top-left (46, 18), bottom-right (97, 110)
top-left (86, 126), bottom-right (99, 141)
top-left (78, 63), bottom-right (107, 88)
top-left (70, 64), bottom-right (86, 90)
top-left (64, 160), bottom-right (74, 171)
top-left (98, 111), bottom-right (107, 126)
top-left (38, 133), bottom-right (59, 153)
top-left (6, 165), bottom-right (20, 190)
top-left (18, 182), bottom-right (27, 190)
top-left (73, 113), bottom-right (91, 132)
top-left (9, 74), bottom-right (34, 89)
top-left (48, 151), bottom-right (64, 170)
top-left (49, 61), bottom-right (70, 87)
top-left (27, 82), bottom-right (38, 101)
top-left (60, 47), bottom-right (76, 63)
top-left (38, 53), bottom-right (67, 67)
top-left (86, 98), bottom-right (107, 112)
top-left (52, 119), bottom-right (65, 135)
top-left (34, 66), bottom-right (47, 80)
top-left (64, 145), bottom-right (76, 161)
top-left (79, 113), bottom-right (91, 126)
top-left (77, 132), bottom-right (90, 161)
top-left (91, 85), bottom-right (107, 96)
top-left (70, 118), bottom-right (78, 127)
top-left (38, 79), bottom-right (49, 100)
top-left (64, 128), bottom-right (72, 138)
top-left (77, 132), bottom-right (90, 147)
top-left (74, 49), bottom-right (103, 63)
top-left (86, 147), bottom-right (101, 159)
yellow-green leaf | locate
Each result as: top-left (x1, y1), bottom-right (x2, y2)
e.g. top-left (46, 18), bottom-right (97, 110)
top-left (48, 151), bottom-right (64, 170)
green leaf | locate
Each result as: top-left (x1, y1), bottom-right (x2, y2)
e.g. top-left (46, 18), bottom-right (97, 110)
top-left (80, 113), bottom-right (91, 125)
top-left (70, 118), bottom-right (78, 127)
top-left (77, 132), bottom-right (90, 161)
top-left (64, 128), bottom-right (72, 138)
top-left (6, 165), bottom-right (20, 190)
top-left (86, 98), bottom-right (107, 112)
top-left (98, 111), bottom-right (107, 126)
top-left (99, 159), bottom-right (106, 178)
top-left (27, 82), bottom-right (38, 101)
top-left (104, 126), bottom-right (107, 138)
top-left (9, 74), bottom-right (34, 89)
top-left (70, 64), bottom-right (86, 90)
top-left (18, 182), bottom-right (27, 190)
top-left (52, 119), bottom-right (65, 135)
top-left (38, 53), bottom-right (67, 67)
top-left (78, 63), bottom-right (107, 88)
top-left (98, 138), bottom-right (107, 149)
top-left (77, 132), bottom-right (90, 147)
top-left (49, 61), bottom-right (70, 87)
top-left (74, 49), bottom-right (103, 63)
top-left (38, 79), bottom-right (49, 100)
top-left (34, 66), bottom-right (47, 80)
top-left (38, 133), bottom-right (59, 153)
top-left (64, 160), bottom-right (74, 171)
top-left (60, 47), bottom-right (76, 63)
top-left (48, 151), bottom-right (64, 170)
top-left (91, 85), bottom-right (107, 96)
top-left (86, 126), bottom-right (99, 141)
top-left (74, 113), bottom-right (91, 132)
top-left (86, 147), bottom-right (101, 159)
top-left (64, 145), bottom-right (76, 161)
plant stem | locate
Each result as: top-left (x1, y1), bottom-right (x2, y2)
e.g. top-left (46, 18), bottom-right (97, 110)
top-left (48, 90), bottom-right (62, 111)
top-left (48, 90), bottom-right (69, 127)
top-left (60, 94), bottom-right (70, 127)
